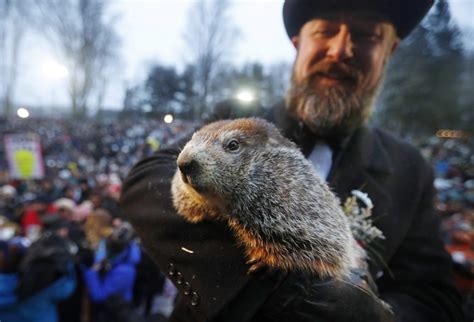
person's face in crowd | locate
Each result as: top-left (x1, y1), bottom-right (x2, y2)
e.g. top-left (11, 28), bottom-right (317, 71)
top-left (80, 181), bottom-right (89, 191)
top-left (56, 227), bottom-right (69, 238)
top-left (29, 200), bottom-right (47, 213)
top-left (286, 12), bottom-right (400, 138)
top-left (41, 180), bottom-right (53, 192)
top-left (64, 187), bottom-right (75, 200)
top-left (57, 207), bottom-right (73, 220)
top-left (112, 217), bottom-right (123, 227)
top-left (90, 194), bottom-right (103, 209)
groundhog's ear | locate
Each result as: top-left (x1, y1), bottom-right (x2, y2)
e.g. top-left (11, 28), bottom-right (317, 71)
top-left (268, 135), bottom-right (298, 149)
top-left (265, 124), bottom-right (297, 149)
top-left (252, 118), bottom-right (297, 149)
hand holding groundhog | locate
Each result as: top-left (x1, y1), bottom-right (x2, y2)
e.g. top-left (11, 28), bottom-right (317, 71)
top-left (171, 118), bottom-right (362, 278)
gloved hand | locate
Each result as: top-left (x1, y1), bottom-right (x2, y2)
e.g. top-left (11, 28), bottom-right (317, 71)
top-left (253, 270), bottom-right (395, 322)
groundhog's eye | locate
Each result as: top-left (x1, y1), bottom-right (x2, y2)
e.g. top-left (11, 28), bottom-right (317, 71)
top-left (225, 140), bottom-right (240, 152)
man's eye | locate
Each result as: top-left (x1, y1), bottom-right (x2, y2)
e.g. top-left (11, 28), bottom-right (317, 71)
top-left (225, 140), bottom-right (239, 151)
top-left (312, 29), bottom-right (336, 37)
top-left (353, 31), bottom-right (382, 42)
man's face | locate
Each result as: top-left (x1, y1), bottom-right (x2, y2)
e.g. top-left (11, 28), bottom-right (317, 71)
top-left (286, 13), bottom-right (399, 138)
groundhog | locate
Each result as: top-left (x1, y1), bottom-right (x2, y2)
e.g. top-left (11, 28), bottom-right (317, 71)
top-left (171, 118), bottom-right (361, 278)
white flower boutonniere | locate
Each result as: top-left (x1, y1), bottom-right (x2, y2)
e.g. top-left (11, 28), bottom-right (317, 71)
top-left (343, 190), bottom-right (385, 249)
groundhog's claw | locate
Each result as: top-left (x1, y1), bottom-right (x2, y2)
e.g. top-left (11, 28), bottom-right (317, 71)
top-left (248, 261), bottom-right (266, 274)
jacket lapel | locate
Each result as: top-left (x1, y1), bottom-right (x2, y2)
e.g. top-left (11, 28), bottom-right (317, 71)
top-left (328, 126), bottom-right (393, 201)
top-left (327, 127), bottom-right (394, 275)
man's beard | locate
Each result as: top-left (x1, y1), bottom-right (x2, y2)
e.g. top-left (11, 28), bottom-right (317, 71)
top-left (285, 62), bottom-right (382, 140)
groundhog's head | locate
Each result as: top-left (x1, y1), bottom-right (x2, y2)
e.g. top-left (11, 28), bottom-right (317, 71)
top-left (176, 118), bottom-right (296, 200)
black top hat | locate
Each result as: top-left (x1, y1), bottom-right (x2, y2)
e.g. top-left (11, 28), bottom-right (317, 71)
top-left (283, 0), bottom-right (434, 39)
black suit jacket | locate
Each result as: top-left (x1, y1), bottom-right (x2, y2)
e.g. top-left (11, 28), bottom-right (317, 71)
top-left (120, 103), bottom-right (463, 322)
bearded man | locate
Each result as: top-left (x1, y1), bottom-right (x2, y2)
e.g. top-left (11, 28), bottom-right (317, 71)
top-left (120, 1), bottom-right (464, 321)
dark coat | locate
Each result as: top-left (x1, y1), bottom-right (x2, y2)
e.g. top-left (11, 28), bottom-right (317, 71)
top-left (120, 103), bottom-right (463, 322)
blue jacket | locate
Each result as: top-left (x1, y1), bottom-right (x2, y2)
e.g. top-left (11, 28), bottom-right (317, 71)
top-left (0, 268), bottom-right (76, 322)
top-left (83, 242), bottom-right (141, 303)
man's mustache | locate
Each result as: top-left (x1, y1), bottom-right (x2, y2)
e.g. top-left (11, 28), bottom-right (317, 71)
top-left (305, 62), bottom-right (363, 85)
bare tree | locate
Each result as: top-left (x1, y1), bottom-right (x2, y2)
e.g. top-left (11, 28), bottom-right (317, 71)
top-left (264, 61), bottom-right (292, 106)
top-left (33, 0), bottom-right (120, 116)
top-left (0, 1), bottom-right (29, 118)
top-left (183, 0), bottom-right (239, 119)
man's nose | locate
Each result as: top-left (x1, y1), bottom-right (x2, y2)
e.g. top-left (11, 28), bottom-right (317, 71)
top-left (326, 25), bottom-right (354, 61)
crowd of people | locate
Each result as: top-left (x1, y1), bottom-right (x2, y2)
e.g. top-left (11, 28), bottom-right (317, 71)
top-left (420, 137), bottom-right (473, 300)
top-left (0, 115), bottom-right (472, 321)
top-left (0, 116), bottom-right (193, 322)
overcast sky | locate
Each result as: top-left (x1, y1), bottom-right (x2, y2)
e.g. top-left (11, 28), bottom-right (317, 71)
top-left (15, 0), bottom-right (474, 112)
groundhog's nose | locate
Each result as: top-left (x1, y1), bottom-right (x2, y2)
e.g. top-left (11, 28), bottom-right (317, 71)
top-left (177, 159), bottom-right (199, 178)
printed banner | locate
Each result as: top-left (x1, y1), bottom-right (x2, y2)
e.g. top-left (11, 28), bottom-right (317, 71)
top-left (4, 133), bottom-right (45, 180)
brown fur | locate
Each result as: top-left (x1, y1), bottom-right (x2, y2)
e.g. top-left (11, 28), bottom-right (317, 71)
top-left (171, 118), bottom-right (358, 277)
